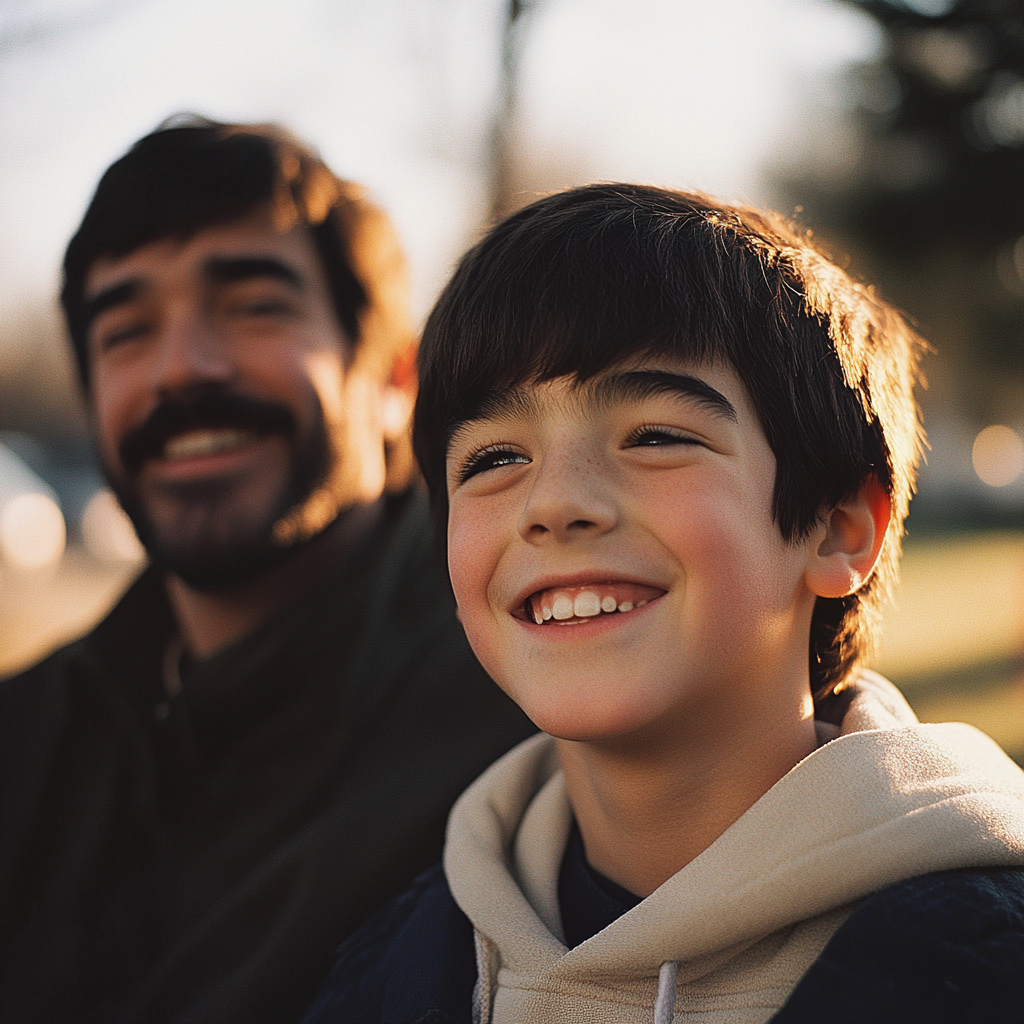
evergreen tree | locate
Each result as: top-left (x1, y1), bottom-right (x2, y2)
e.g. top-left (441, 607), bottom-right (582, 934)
top-left (787, 0), bottom-right (1024, 415)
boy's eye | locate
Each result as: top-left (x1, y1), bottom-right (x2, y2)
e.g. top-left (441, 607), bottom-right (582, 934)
top-left (626, 425), bottom-right (699, 447)
top-left (459, 445), bottom-right (531, 483)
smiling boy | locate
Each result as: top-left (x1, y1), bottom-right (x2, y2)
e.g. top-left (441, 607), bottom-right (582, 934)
top-left (305, 185), bottom-right (1024, 1024)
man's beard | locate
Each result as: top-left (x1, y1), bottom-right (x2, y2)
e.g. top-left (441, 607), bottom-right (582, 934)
top-left (105, 390), bottom-right (333, 593)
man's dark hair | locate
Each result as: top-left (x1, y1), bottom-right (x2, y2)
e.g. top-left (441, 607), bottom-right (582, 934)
top-left (62, 114), bottom-right (411, 388)
top-left (413, 184), bottom-right (927, 702)
top-left (62, 114), bottom-right (415, 489)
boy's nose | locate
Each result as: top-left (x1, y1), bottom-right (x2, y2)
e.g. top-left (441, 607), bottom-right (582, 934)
top-left (516, 449), bottom-right (619, 544)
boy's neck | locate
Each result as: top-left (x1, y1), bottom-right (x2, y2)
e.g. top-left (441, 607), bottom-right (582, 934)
top-left (557, 684), bottom-right (818, 898)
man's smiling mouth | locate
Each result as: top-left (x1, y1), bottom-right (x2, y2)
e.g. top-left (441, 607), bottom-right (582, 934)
top-left (161, 428), bottom-right (260, 462)
top-left (521, 583), bottom-right (665, 626)
top-left (119, 392), bottom-right (297, 476)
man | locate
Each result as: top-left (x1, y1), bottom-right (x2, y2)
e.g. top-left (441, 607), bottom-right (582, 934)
top-left (0, 117), bottom-right (533, 1024)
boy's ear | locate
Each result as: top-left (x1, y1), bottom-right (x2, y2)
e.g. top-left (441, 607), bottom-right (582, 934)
top-left (806, 475), bottom-right (892, 599)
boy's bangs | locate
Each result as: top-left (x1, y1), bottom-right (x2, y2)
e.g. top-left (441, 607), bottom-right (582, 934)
top-left (477, 277), bottom-right (720, 392)
top-left (428, 204), bottom-right (750, 441)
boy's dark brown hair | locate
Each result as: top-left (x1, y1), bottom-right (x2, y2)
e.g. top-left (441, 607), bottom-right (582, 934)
top-left (413, 183), bottom-right (927, 702)
top-left (62, 114), bottom-right (416, 486)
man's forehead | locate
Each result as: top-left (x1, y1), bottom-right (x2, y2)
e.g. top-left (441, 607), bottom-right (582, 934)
top-left (83, 207), bottom-right (317, 298)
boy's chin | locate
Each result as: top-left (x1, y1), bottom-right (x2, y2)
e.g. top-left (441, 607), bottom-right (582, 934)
top-left (510, 689), bottom-right (672, 747)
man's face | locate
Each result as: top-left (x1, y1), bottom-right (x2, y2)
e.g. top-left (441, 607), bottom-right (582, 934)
top-left (445, 358), bottom-right (820, 745)
top-left (84, 206), bottom-right (386, 590)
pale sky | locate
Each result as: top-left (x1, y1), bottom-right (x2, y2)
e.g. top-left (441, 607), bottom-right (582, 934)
top-left (0, 0), bottom-right (879, 327)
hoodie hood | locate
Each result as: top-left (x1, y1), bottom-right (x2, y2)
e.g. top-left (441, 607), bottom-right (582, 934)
top-left (444, 672), bottom-right (1024, 1024)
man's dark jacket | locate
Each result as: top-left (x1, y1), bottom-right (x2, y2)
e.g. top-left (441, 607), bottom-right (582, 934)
top-left (0, 491), bottom-right (535, 1024)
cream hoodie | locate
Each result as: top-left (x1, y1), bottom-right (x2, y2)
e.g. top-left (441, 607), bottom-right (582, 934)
top-left (443, 671), bottom-right (1024, 1024)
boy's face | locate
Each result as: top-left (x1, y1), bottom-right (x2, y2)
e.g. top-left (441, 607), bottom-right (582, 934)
top-left (445, 357), bottom-right (821, 744)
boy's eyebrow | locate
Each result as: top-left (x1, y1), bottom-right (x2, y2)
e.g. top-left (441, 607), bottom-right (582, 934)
top-left (446, 386), bottom-right (540, 451)
top-left (445, 369), bottom-right (737, 454)
top-left (590, 370), bottom-right (738, 421)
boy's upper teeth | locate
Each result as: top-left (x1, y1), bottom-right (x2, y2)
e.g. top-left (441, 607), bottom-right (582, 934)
top-left (528, 583), bottom-right (662, 624)
top-left (163, 429), bottom-right (256, 461)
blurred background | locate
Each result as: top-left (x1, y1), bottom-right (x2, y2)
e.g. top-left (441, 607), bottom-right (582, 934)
top-left (1, 0), bottom-right (1021, 756)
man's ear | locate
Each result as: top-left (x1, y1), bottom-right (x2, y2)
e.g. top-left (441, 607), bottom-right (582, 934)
top-left (380, 340), bottom-right (417, 442)
top-left (806, 476), bottom-right (892, 599)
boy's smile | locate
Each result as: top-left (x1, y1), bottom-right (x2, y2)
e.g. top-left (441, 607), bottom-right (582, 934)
top-left (516, 580), bottom-right (665, 625)
top-left (446, 358), bottom-right (821, 745)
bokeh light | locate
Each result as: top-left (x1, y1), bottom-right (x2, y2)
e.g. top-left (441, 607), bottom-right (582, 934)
top-left (972, 425), bottom-right (1024, 487)
top-left (0, 492), bottom-right (66, 570)
top-left (81, 488), bottom-right (146, 562)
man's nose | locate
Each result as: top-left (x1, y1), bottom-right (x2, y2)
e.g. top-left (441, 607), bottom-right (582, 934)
top-left (517, 443), bottom-right (619, 545)
top-left (153, 305), bottom-right (235, 396)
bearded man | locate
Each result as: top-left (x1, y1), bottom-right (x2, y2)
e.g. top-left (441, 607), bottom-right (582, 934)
top-left (0, 117), bottom-right (533, 1024)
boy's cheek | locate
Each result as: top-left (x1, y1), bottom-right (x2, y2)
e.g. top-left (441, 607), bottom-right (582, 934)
top-left (447, 513), bottom-right (499, 625)
top-left (447, 514), bottom-right (518, 690)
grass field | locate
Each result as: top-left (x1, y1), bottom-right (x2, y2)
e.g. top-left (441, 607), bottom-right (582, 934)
top-left (872, 531), bottom-right (1024, 763)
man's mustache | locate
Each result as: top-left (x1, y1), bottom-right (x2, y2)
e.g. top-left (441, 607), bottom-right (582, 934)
top-left (119, 392), bottom-right (297, 475)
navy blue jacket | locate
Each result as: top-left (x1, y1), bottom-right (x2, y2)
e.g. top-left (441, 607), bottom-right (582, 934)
top-left (303, 864), bottom-right (1024, 1024)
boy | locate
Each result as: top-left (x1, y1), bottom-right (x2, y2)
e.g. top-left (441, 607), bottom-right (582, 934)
top-left (304, 186), bottom-right (1024, 1023)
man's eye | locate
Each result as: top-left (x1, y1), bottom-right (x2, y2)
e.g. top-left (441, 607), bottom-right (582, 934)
top-left (626, 426), bottom-right (697, 447)
top-left (100, 321), bottom-right (149, 349)
top-left (238, 299), bottom-right (292, 317)
top-left (459, 446), bottom-right (530, 483)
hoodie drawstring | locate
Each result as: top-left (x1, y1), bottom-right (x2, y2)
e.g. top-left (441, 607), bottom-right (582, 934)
top-left (654, 960), bottom-right (679, 1024)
